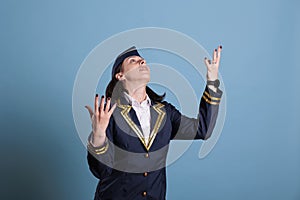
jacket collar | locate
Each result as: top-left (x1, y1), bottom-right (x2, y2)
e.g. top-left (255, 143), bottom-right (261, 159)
top-left (123, 92), bottom-right (152, 108)
top-left (115, 95), bottom-right (166, 151)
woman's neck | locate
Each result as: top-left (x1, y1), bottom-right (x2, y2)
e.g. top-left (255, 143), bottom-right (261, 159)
top-left (125, 82), bottom-right (147, 103)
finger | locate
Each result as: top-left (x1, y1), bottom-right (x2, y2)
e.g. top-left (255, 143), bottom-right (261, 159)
top-left (105, 97), bottom-right (111, 112)
top-left (100, 95), bottom-right (105, 113)
top-left (204, 57), bottom-right (210, 67)
top-left (213, 49), bottom-right (217, 62)
top-left (217, 45), bottom-right (222, 63)
top-left (108, 103), bottom-right (117, 115)
top-left (85, 105), bottom-right (94, 118)
top-left (94, 94), bottom-right (99, 115)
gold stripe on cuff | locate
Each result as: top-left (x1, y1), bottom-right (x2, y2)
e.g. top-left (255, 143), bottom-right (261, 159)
top-left (94, 145), bottom-right (107, 152)
top-left (88, 140), bottom-right (109, 155)
top-left (95, 143), bottom-right (109, 154)
top-left (202, 95), bottom-right (220, 105)
top-left (204, 91), bottom-right (221, 101)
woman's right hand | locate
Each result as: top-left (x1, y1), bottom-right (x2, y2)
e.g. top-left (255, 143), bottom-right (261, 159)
top-left (85, 95), bottom-right (117, 146)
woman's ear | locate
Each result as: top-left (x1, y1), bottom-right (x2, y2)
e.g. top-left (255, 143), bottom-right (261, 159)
top-left (115, 72), bottom-right (124, 81)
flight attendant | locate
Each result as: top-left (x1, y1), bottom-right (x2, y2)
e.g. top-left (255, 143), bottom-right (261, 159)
top-left (85, 46), bottom-right (223, 200)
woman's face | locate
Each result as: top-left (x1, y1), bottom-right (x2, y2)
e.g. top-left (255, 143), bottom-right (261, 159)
top-left (117, 56), bottom-right (150, 83)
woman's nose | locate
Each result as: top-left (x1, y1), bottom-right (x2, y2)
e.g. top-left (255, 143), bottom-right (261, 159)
top-left (139, 59), bottom-right (146, 65)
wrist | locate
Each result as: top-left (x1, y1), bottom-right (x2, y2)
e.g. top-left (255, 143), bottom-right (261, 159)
top-left (207, 79), bottom-right (220, 88)
top-left (91, 135), bottom-right (107, 147)
top-left (93, 128), bottom-right (106, 136)
top-left (206, 72), bottom-right (218, 81)
top-left (207, 77), bottom-right (218, 81)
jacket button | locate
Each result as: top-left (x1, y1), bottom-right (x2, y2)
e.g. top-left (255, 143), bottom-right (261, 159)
top-left (143, 172), bottom-right (148, 177)
top-left (144, 153), bottom-right (149, 158)
top-left (142, 191), bottom-right (147, 196)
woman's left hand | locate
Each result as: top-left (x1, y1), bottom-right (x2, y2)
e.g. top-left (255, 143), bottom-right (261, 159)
top-left (204, 45), bottom-right (222, 81)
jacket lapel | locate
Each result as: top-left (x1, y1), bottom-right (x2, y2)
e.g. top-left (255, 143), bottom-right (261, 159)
top-left (147, 103), bottom-right (166, 150)
top-left (116, 98), bottom-right (166, 151)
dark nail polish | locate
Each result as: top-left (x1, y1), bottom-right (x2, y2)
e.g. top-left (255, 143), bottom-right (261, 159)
top-left (95, 94), bottom-right (98, 97)
top-left (220, 45), bottom-right (222, 49)
top-left (107, 97), bottom-right (111, 100)
top-left (101, 95), bottom-right (104, 98)
top-left (204, 57), bottom-right (207, 60)
top-left (215, 49), bottom-right (217, 52)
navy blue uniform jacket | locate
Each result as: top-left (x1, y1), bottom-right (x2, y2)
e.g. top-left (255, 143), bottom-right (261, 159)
top-left (87, 86), bottom-right (222, 200)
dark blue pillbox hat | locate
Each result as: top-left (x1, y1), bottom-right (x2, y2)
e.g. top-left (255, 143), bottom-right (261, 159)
top-left (111, 46), bottom-right (141, 78)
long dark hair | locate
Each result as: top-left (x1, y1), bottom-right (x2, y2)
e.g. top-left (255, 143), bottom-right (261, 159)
top-left (105, 64), bottom-right (165, 103)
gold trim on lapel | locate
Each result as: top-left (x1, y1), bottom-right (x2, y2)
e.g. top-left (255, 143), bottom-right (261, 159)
top-left (117, 99), bottom-right (166, 151)
top-left (147, 103), bottom-right (165, 150)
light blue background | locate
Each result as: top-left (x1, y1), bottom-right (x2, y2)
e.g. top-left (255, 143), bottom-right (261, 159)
top-left (1, 0), bottom-right (299, 200)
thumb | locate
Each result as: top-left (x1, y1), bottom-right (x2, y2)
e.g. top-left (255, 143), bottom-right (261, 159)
top-left (204, 57), bottom-right (210, 68)
top-left (85, 105), bottom-right (93, 118)
top-left (108, 103), bottom-right (117, 115)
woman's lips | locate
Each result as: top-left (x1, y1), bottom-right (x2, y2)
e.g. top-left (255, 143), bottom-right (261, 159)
top-left (139, 66), bottom-right (149, 71)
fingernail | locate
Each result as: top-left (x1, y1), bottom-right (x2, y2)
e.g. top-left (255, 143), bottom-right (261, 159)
top-left (204, 57), bottom-right (207, 60)
top-left (101, 95), bottom-right (104, 98)
top-left (107, 97), bottom-right (111, 100)
top-left (95, 94), bottom-right (98, 97)
top-left (220, 45), bottom-right (222, 49)
top-left (215, 49), bottom-right (217, 52)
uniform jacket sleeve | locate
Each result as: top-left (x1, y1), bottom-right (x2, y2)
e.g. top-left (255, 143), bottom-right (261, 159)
top-left (87, 117), bottom-right (115, 180)
top-left (170, 86), bottom-right (223, 140)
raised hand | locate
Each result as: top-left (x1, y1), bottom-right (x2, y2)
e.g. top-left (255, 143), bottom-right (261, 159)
top-left (204, 45), bottom-right (222, 81)
top-left (85, 94), bottom-right (117, 146)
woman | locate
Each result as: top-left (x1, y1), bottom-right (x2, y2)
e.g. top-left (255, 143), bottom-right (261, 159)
top-left (85, 46), bottom-right (223, 200)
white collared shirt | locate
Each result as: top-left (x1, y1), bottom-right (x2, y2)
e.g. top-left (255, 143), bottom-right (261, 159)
top-left (124, 92), bottom-right (151, 145)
